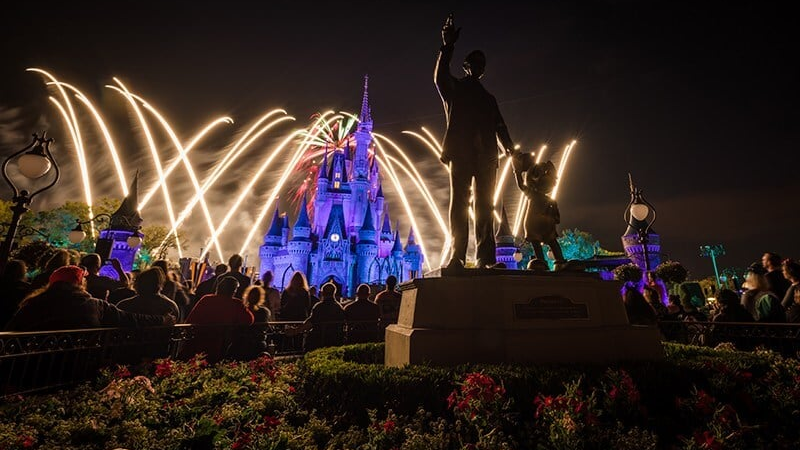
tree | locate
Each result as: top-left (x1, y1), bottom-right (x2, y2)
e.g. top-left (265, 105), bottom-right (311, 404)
top-left (613, 263), bottom-right (643, 283)
top-left (135, 224), bottom-right (187, 269)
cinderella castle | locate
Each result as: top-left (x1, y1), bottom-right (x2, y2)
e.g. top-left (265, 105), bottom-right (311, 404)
top-left (259, 77), bottom-right (424, 296)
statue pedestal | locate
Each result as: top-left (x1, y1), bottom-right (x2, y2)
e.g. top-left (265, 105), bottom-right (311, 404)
top-left (385, 269), bottom-right (663, 367)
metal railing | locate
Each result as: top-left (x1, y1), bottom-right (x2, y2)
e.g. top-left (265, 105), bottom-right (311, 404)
top-left (0, 320), bottom-right (385, 397)
top-left (658, 320), bottom-right (800, 355)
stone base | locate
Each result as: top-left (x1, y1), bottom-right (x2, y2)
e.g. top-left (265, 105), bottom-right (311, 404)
top-left (385, 270), bottom-right (663, 367)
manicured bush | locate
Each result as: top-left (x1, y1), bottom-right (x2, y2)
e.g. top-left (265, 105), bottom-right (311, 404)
top-left (1, 342), bottom-right (798, 449)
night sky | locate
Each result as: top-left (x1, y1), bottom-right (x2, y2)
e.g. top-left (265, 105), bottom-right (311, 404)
top-left (1, 1), bottom-right (797, 277)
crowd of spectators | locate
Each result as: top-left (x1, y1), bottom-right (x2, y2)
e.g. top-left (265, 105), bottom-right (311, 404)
top-left (0, 249), bottom-right (403, 362)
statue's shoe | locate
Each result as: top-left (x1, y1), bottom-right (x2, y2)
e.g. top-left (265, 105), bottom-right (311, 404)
top-left (554, 260), bottom-right (586, 272)
top-left (526, 259), bottom-right (549, 272)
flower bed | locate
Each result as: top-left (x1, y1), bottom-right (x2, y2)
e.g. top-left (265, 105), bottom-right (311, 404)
top-left (1, 343), bottom-right (799, 449)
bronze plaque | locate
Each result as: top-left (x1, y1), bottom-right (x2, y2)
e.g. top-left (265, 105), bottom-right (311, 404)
top-left (514, 295), bottom-right (589, 320)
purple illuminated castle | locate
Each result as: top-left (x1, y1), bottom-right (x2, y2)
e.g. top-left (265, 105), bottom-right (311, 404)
top-left (259, 77), bottom-right (424, 296)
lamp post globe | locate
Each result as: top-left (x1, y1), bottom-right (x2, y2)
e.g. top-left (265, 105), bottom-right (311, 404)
top-left (68, 225), bottom-right (86, 245)
top-left (126, 233), bottom-right (142, 248)
top-left (17, 152), bottom-right (52, 179)
top-left (630, 203), bottom-right (649, 222)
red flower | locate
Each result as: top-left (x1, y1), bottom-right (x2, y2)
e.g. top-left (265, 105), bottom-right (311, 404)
top-left (694, 430), bottom-right (723, 450)
top-left (113, 365), bottom-right (131, 378)
top-left (608, 385), bottom-right (619, 400)
top-left (382, 419), bottom-right (396, 432)
top-left (695, 390), bottom-right (716, 416)
top-left (255, 415), bottom-right (281, 433)
top-left (154, 359), bottom-right (174, 378)
top-left (288, 386), bottom-right (296, 394)
top-left (19, 435), bottom-right (35, 448)
top-left (231, 432), bottom-right (251, 449)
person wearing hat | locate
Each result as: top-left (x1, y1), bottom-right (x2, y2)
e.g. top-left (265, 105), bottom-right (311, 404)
top-left (741, 262), bottom-right (783, 322)
top-left (5, 265), bottom-right (176, 332)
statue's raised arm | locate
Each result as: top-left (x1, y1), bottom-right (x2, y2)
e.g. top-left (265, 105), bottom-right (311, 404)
top-left (441, 13), bottom-right (460, 46)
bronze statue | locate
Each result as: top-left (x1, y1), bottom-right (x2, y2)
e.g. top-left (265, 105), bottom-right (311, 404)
top-left (435, 13), bottom-right (515, 269)
top-left (513, 154), bottom-right (566, 270)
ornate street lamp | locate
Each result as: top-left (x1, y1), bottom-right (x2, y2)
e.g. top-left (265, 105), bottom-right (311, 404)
top-left (700, 244), bottom-right (725, 289)
top-left (0, 133), bottom-right (60, 273)
top-left (68, 213), bottom-right (143, 249)
top-left (622, 173), bottom-right (657, 274)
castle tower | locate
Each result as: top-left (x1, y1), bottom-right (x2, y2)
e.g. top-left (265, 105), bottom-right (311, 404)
top-left (288, 195), bottom-right (313, 275)
top-left (259, 206), bottom-right (283, 277)
top-left (404, 227), bottom-right (424, 279)
top-left (356, 207), bottom-right (379, 284)
top-left (97, 172), bottom-right (144, 279)
top-left (353, 74), bottom-right (372, 180)
top-left (494, 204), bottom-right (518, 269)
top-left (378, 208), bottom-right (393, 258)
top-left (390, 228), bottom-right (405, 281)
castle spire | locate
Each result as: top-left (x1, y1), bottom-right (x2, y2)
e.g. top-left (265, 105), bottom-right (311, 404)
top-left (406, 227), bottom-right (416, 246)
top-left (391, 229), bottom-right (403, 253)
top-left (267, 205), bottom-right (282, 237)
top-left (359, 74), bottom-right (371, 124)
top-left (294, 194), bottom-right (310, 229)
top-left (381, 209), bottom-right (392, 234)
top-left (109, 171), bottom-right (143, 231)
top-left (495, 204), bottom-right (512, 238)
top-left (360, 205), bottom-right (375, 231)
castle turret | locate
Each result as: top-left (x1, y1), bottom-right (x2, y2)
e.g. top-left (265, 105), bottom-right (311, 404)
top-left (379, 208), bottom-right (393, 257)
top-left (97, 172), bottom-right (143, 279)
top-left (356, 207), bottom-right (379, 283)
top-left (259, 206), bottom-right (283, 277)
top-left (404, 227), bottom-right (423, 279)
top-left (288, 195), bottom-right (313, 274)
top-left (494, 204), bottom-right (518, 269)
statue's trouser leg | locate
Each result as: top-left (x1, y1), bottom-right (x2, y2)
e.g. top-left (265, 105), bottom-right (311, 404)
top-left (474, 165), bottom-right (497, 265)
top-left (532, 241), bottom-right (546, 261)
top-left (549, 240), bottom-right (565, 262)
top-left (448, 162), bottom-right (471, 264)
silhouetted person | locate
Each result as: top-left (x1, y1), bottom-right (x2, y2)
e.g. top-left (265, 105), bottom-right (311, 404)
top-left (287, 282), bottom-right (345, 351)
top-left (642, 285), bottom-right (668, 318)
top-left (711, 289), bottom-right (753, 323)
top-left (344, 284), bottom-right (381, 343)
top-left (763, 252), bottom-right (790, 300)
top-left (220, 254), bottom-right (251, 298)
top-left (81, 254), bottom-right (127, 301)
top-left (375, 275), bottom-right (402, 328)
top-left (622, 285), bottom-right (658, 326)
top-left (780, 259), bottom-right (800, 309)
top-left (227, 285), bottom-right (271, 361)
top-left (152, 260), bottom-right (191, 318)
top-left (435, 13), bottom-right (515, 269)
top-left (194, 263), bottom-right (227, 301)
top-left (117, 267), bottom-right (181, 319)
top-left (6, 266), bottom-right (174, 332)
top-left (182, 277), bottom-right (253, 363)
top-left (107, 272), bottom-right (136, 305)
top-left (30, 249), bottom-right (71, 289)
top-left (261, 270), bottom-right (281, 317)
top-left (280, 271), bottom-right (311, 321)
top-left (0, 259), bottom-right (32, 329)
top-left (742, 263), bottom-right (783, 322)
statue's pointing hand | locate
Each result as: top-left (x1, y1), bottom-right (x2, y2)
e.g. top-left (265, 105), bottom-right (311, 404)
top-left (442, 13), bottom-right (460, 46)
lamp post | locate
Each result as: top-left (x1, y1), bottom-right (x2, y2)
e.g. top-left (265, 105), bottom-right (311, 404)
top-left (700, 244), bottom-right (725, 289)
top-left (623, 174), bottom-right (656, 274)
top-left (0, 133), bottom-right (60, 274)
